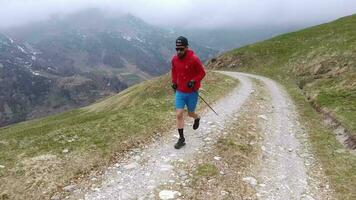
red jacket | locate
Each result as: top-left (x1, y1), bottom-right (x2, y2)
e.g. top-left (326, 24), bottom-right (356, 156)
top-left (171, 49), bottom-right (206, 93)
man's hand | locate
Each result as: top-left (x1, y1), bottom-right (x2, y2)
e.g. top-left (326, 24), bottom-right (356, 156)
top-left (187, 80), bottom-right (195, 88)
top-left (171, 83), bottom-right (177, 92)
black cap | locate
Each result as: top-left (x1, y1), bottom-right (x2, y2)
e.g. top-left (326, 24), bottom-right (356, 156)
top-left (176, 36), bottom-right (188, 46)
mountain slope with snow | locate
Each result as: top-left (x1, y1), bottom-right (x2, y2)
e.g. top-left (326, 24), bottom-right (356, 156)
top-left (0, 9), bottom-right (218, 126)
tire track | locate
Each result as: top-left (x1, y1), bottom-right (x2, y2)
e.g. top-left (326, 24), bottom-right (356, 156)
top-left (73, 73), bottom-right (253, 199)
top-left (66, 71), bottom-right (333, 200)
top-left (222, 72), bottom-right (333, 200)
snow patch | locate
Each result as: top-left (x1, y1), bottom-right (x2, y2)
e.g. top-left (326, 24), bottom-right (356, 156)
top-left (17, 45), bottom-right (27, 53)
top-left (31, 71), bottom-right (40, 76)
top-left (123, 36), bottom-right (132, 41)
top-left (135, 37), bottom-right (145, 43)
top-left (7, 36), bottom-right (14, 43)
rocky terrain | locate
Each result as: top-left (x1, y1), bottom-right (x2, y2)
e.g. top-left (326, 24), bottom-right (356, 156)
top-left (0, 32), bottom-right (127, 126)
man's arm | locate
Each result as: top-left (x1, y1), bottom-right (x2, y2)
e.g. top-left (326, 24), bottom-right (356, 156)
top-left (192, 56), bottom-right (206, 82)
top-left (171, 60), bottom-right (178, 84)
top-left (171, 60), bottom-right (178, 91)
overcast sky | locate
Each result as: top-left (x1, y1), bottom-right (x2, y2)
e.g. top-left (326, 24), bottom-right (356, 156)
top-left (0, 0), bottom-right (356, 29)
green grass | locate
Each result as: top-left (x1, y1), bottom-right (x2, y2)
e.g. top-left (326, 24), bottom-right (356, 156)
top-left (194, 164), bottom-right (219, 177)
top-left (217, 138), bottom-right (253, 154)
top-left (0, 71), bottom-right (238, 200)
top-left (215, 14), bottom-right (356, 134)
top-left (120, 73), bottom-right (144, 86)
top-left (207, 14), bottom-right (356, 199)
top-left (287, 83), bottom-right (356, 199)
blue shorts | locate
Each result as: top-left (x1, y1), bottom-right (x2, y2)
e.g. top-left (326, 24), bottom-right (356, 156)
top-left (175, 91), bottom-right (199, 112)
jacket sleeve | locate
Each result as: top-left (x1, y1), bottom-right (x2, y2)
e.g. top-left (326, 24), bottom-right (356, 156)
top-left (171, 60), bottom-right (177, 84)
top-left (192, 56), bottom-right (206, 82)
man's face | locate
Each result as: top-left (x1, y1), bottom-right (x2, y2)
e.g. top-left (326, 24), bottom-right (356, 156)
top-left (176, 45), bottom-right (187, 59)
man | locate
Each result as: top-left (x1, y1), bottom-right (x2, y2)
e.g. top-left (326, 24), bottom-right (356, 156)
top-left (171, 36), bottom-right (206, 149)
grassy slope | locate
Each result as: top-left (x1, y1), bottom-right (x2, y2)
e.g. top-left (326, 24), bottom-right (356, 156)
top-left (0, 71), bottom-right (238, 200)
top-left (207, 14), bottom-right (356, 199)
top-left (211, 14), bottom-right (356, 134)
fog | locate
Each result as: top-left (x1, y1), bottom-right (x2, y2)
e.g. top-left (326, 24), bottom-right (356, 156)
top-left (0, 0), bottom-right (356, 29)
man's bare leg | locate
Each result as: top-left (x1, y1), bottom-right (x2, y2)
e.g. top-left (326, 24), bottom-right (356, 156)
top-left (188, 111), bottom-right (200, 130)
top-left (175, 109), bottom-right (186, 149)
top-left (176, 109), bottom-right (184, 129)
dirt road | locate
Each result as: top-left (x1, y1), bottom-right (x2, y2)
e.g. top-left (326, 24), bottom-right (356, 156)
top-left (64, 71), bottom-right (333, 200)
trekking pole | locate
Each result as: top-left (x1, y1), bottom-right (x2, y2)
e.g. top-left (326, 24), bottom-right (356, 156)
top-left (198, 94), bottom-right (219, 116)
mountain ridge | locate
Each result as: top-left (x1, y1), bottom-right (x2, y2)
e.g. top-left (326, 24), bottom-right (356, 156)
top-left (0, 9), bottom-right (218, 127)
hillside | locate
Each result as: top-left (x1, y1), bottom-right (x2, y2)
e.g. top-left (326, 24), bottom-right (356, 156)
top-left (0, 9), bottom-right (218, 127)
top-left (206, 15), bottom-right (356, 199)
top-left (0, 71), bottom-right (238, 200)
top-left (0, 33), bottom-right (127, 127)
top-left (207, 14), bottom-right (356, 142)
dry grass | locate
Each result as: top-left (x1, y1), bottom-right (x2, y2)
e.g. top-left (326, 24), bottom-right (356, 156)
top-left (0, 71), bottom-right (238, 200)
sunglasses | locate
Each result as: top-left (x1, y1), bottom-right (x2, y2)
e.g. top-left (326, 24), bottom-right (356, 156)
top-left (175, 47), bottom-right (186, 52)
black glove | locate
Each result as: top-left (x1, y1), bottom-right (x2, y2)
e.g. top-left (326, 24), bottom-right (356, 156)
top-left (171, 83), bottom-right (177, 92)
top-left (187, 80), bottom-right (195, 88)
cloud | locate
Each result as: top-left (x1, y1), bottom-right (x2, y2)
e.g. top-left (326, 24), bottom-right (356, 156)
top-left (0, 0), bottom-right (356, 29)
